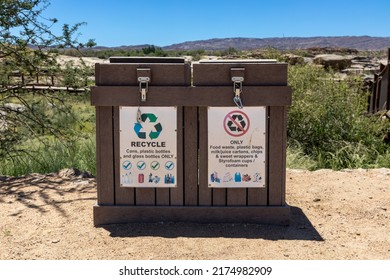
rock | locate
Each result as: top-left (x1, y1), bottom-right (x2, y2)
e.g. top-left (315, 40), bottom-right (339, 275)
top-left (58, 168), bottom-right (81, 178)
top-left (58, 168), bottom-right (94, 179)
top-left (282, 54), bottom-right (305, 65)
top-left (303, 57), bottom-right (314, 64)
top-left (306, 47), bottom-right (358, 56)
top-left (78, 171), bottom-right (94, 179)
top-left (313, 54), bottom-right (352, 70)
top-left (378, 168), bottom-right (390, 175)
top-left (3, 103), bottom-right (26, 112)
top-left (341, 168), bottom-right (353, 172)
top-left (313, 198), bottom-right (321, 202)
top-left (0, 175), bottom-right (7, 182)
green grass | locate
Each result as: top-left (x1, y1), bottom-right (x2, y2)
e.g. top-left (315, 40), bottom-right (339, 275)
top-left (0, 92), bottom-right (96, 176)
top-left (0, 135), bottom-right (96, 176)
top-left (286, 143), bottom-right (317, 170)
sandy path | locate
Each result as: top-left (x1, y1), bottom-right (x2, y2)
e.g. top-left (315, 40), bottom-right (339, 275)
top-left (1, 168), bottom-right (389, 260)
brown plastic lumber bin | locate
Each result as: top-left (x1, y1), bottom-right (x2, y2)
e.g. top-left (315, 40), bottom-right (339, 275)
top-left (91, 57), bottom-right (291, 226)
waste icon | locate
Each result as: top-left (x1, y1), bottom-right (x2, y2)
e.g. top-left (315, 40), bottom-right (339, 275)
top-left (134, 113), bottom-right (162, 140)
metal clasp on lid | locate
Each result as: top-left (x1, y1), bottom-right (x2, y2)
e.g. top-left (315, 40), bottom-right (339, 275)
top-left (138, 76), bottom-right (150, 102)
top-left (232, 76), bottom-right (244, 109)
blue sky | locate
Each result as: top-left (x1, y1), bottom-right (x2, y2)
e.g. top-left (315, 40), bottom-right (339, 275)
top-left (43, 0), bottom-right (390, 47)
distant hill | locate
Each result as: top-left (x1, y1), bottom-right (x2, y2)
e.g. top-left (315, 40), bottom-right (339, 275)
top-left (91, 44), bottom-right (151, 51)
top-left (162, 36), bottom-right (390, 51)
top-left (140, 36), bottom-right (389, 51)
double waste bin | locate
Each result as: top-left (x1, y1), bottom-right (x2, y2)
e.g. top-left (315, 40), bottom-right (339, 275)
top-left (91, 57), bottom-right (291, 226)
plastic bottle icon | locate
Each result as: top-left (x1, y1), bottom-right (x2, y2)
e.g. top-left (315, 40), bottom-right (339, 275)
top-left (128, 172), bottom-right (133, 184)
top-left (164, 174), bottom-right (175, 184)
top-left (234, 172), bottom-right (242, 182)
top-left (122, 173), bottom-right (133, 185)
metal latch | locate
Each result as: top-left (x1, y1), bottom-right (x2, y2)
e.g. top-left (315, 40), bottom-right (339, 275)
top-left (231, 68), bottom-right (245, 109)
top-left (232, 76), bottom-right (244, 109)
top-left (137, 68), bottom-right (151, 102)
top-left (138, 76), bottom-right (150, 102)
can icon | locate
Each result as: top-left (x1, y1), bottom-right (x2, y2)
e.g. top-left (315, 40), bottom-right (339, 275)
top-left (138, 174), bottom-right (144, 183)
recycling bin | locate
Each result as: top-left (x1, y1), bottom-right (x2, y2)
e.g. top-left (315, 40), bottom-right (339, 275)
top-left (91, 57), bottom-right (291, 226)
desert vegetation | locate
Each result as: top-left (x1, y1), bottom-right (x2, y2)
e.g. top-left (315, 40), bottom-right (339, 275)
top-left (287, 64), bottom-right (390, 169)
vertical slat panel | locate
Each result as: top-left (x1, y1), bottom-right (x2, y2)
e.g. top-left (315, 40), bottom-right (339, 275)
top-left (268, 106), bottom-right (285, 206)
top-left (170, 106), bottom-right (184, 205)
top-left (212, 188), bottom-right (226, 206)
top-left (281, 107), bottom-right (287, 205)
top-left (96, 106), bottom-right (115, 205)
top-left (247, 188), bottom-right (264, 206)
top-left (207, 106), bottom-right (226, 206)
top-left (227, 188), bottom-right (247, 206)
top-left (135, 188), bottom-right (156, 206)
top-left (155, 106), bottom-right (175, 207)
top-left (248, 107), bottom-right (268, 206)
top-left (198, 107), bottom-right (212, 206)
top-left (156, 189), bottom-right (170, 206)
top-left (114, 107), bottom-right (135, 205)
top-left (184, 106), bottom-right (198, 206)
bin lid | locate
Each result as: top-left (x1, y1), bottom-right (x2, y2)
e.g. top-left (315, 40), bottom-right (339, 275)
top-left (193, 59), bottom-right (287, 86)
top-left (198, 59), bottom-right (277, 64)
top-left (109, 56), bottom-right (186, 64)
top-left (96, 57), bottom-right (191, 86)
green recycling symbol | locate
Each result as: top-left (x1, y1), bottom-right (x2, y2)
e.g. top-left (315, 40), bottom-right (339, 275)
top-left (134, 113), bottom-right (162, 140)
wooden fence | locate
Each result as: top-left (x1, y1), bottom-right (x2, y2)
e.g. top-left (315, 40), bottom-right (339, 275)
top-left (4, 70), bottom-right (88, 93)
top-left (368, 48), bottom-right (390, 114)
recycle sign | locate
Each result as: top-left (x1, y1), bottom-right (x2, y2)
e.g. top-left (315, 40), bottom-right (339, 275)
top-left (223, 110), bottom-right (250, 137)
top-left (134, 113), bottom-right (162, 140)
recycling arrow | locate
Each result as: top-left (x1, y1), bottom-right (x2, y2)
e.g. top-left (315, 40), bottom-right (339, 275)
top-left (149, 122), bottom-right (162, 140)
top-left (141, 113), bottom-right (157, 123)
top-left (134, 123), bottom-right (146, 139)
top-left (134, 113), bottom-right (162, 140)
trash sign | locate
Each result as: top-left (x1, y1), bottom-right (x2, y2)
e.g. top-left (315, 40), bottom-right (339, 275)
top-left (119, 106), bottom-right (177, 187)
top-left (208, 107), bottom-right (266, 188)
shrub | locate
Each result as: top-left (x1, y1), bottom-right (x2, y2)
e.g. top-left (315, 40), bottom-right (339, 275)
top-left (287, 64), bottom-right (390, 169)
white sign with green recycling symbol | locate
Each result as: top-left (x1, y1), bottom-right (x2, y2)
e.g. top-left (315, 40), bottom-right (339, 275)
top-left (208, 107), bottom-right (266, 188)
top-left (119, 106), bottom-right (177, 188)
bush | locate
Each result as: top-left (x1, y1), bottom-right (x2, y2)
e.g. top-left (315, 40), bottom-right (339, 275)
top-left (287, 64), bottom-right (390, 169)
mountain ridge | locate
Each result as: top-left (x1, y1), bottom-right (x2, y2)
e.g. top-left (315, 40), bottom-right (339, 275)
top-left (95, 36), bottom-right (390, 51)
top-left (162, 36), bottom-right (390, 51)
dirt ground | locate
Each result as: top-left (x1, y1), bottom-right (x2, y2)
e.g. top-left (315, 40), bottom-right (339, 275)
top-left (1, 168), bottom-right (390, 260)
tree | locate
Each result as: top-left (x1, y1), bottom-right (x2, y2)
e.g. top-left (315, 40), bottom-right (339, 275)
top-left (0, 0), bottom-right (95, 167)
